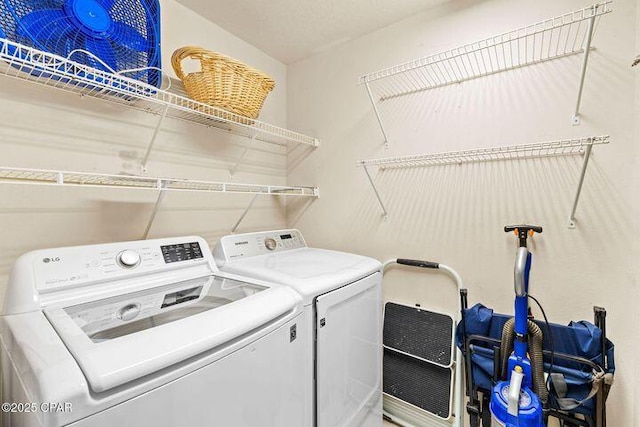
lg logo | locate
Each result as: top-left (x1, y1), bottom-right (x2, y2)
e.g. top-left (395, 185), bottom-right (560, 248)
top-left (42, 257), bottom-right (61, 263)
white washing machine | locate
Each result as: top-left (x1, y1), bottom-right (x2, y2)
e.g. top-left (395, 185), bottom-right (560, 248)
top-left (214, 229), bottom-right (383, 427)
top-left (0, 236), bottom-right (309, 427)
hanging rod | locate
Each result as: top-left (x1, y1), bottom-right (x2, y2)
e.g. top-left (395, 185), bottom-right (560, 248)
top-left (0, 167), bottom-right (319, 197)
top-left (357, 136), bottom-right (610, 228)
top-left (0, 38), bottom-right (320, 149)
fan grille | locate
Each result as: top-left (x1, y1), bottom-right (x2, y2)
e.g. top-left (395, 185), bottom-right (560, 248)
top-left (0, 0), bottom-right (161, 87)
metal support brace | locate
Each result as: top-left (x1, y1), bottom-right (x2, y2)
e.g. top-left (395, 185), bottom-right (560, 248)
top-left (230, 131), bottom-right (260, 179)
top-left (141, 104), bottom-right (170, 172)
top-left (143, 180), bottom-right (167, 239)
top-left (572, 10), bottom-right (597, 126)
top-left (362, 165), bottom-right (388, 221)
top-left (231, 193), bottom-right (260, 233)
top-left (364, 82), bottom-right (390, 148)
top-left (568, 142), bottom-right (593, 229)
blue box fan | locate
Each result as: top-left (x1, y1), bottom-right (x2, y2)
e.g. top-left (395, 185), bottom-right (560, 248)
top-left (0, 0), bottom-right (161, 88)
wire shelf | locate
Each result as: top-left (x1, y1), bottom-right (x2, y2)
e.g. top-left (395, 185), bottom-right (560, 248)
top-left (357, 136), bottom-right (609, 228)
top-left (0, 38), bottom-right (319, 148)
top-left (357, 136), bottom-right (609, 169)
top-left (359, 2), bottom-right (611, 101)
top-left (0, 167), bottom-right (319, 197)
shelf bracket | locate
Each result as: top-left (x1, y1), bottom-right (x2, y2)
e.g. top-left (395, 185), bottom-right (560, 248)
top-left (568, 143), bottom-right (594, 229)
top-left (572, 9), bottom-right (597, 126)
top-left (231, 193), bottom-right (260, 233)
top-left (364, 82), bottom-right (390, 148)
top-left (141, 104), bottom-right (170, 172)
top-left (143, 180), bottom-right (167, 239)
top-left (362, 164), bottom-right (389, 221)
top-left (230, 131), bottom-right (260, 180)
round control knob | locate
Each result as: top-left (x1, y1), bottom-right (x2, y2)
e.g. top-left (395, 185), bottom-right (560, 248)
top-left (264, 238), bottom-right (277, 251)
top-left (117, 250), bottom-right (141, 268)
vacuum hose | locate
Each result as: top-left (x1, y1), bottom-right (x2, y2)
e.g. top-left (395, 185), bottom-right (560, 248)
top-left (499, 318), bottom-right (548, 404)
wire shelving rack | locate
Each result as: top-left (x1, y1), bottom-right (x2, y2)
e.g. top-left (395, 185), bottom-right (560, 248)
top-left (0, 38), bottom-right (319, 171)
top-left (357, 136), bottom-right (609, 228)
top-left (359, 2), bottom-right (612, 145)
top-left (0, 166), bottom-right (319, 236)
top-left (0, 39), bottom-right (322, 235)
top-left (0, 167), bottom-right (317, 196)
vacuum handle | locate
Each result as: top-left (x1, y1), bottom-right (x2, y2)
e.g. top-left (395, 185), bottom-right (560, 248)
top-left (504, 225), bottom-right (543, 247)
top-left (396, 259), bottom-right (440, 269)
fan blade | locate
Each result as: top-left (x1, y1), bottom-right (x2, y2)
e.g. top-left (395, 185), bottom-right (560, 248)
top-left (85, 37), bottom-right (117, 72)
top-left (111, 22), bottom-right (149, 52)
top-left (111, 22), bottom-right (148, 51)
top-left (19, 9), bottom-right (69, 43)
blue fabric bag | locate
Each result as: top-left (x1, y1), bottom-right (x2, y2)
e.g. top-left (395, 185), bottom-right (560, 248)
top-left (456, 304), bottom-right (615, 416)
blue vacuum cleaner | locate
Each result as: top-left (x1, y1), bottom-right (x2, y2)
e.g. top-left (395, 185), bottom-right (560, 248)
top-left (490, 225), bottom-right (546, 427)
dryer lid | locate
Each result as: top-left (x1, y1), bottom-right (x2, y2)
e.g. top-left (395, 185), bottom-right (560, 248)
top-left (219, 248), bottom-right (381, 303)
top-left (45, 274), bottom-right (300, 393)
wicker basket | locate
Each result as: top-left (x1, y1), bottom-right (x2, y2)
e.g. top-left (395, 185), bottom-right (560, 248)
top-left (171, 46), bottom-right (275, 120)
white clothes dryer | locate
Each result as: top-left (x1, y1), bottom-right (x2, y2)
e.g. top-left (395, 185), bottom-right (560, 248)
top-left (1, 236), bottom-right (309, 427)
top-left (214, 229), bottom-right (383, 427)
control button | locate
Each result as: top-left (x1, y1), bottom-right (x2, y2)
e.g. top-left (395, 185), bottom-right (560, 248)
top-left (90, 259), bottom-right (101, 267)
top-left (117, 304), bottom-right (141, 321)
top-left (116, 250), bottom-right (141, 268)
top-left (264, 238), bottom-right (277, 251)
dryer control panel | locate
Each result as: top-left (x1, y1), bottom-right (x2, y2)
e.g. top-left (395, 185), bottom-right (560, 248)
top-left (214, 229), bottom-right (306, 262)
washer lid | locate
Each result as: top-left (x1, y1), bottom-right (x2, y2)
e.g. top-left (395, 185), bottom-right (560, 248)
top-left (44, 274), bottom-right (300, 393)
top-left (220, 248), bottom-right (381, 303)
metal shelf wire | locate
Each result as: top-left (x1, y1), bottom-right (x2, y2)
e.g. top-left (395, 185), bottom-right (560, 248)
top-left (0, 38), bottom-right (319, 148)
top-left (0, 167), bottom-right (319, 197)
top-left (0, 165), bottom-right (318, 237)
top-left (357, 136), bottom-right (610, 228)
top-left (357, 136), bottom-right (609, 169)
top-left (359, 2), bottom-right (612, 144)
top-left (359, 2), bottom-right (610, 98)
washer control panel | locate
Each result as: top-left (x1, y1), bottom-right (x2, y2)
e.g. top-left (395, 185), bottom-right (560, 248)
top-left (214, 229), bottom-right (306, 262)
top-left (32, 237), bottom-right (210, 293)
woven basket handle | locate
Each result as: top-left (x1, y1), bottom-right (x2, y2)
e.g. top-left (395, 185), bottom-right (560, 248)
top-left (171, 46), bottom-right (216, 80)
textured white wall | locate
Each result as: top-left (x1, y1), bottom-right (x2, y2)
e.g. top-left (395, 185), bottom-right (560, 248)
top-left (288, 0), bottom-right (638, 425)
top-left (633, 1), bottom-right (640, 423)
top-left (0, 0), bottom-right (289, 305)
